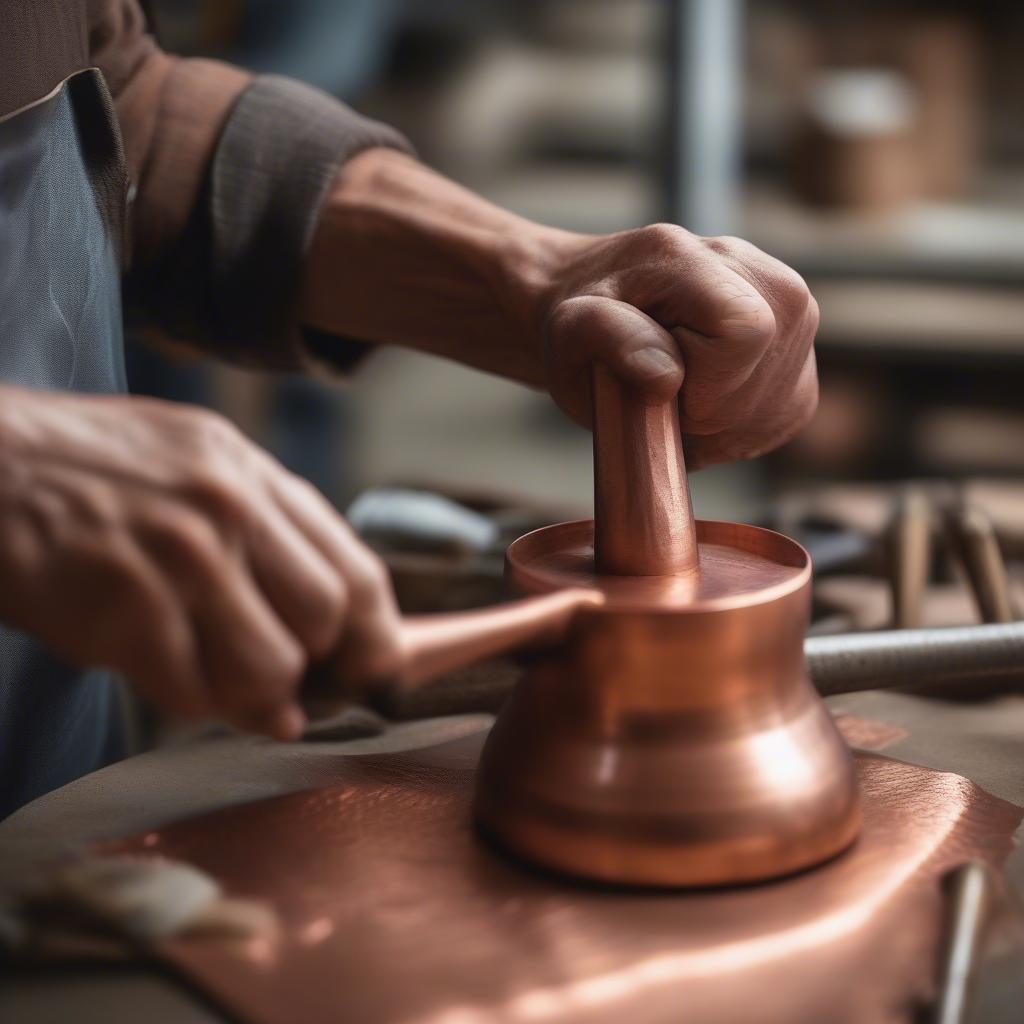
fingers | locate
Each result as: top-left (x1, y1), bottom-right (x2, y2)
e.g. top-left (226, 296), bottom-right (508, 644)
top-left (188, 554), bottom-right (306, 735)
top-left (660, 262), bottom-right (777, 426)
top-left (544, 224), bottom-right (819, 465)
top-left (267, 470), bottom-right (404, 690)
top-left (544, 295), bottom-right (684, 428)
top-left (245, 497), bottom-right (348, 660)
top-left (26, 532), bottom-right (212, 723)
top-left (683, 345), bottom-right (819, 469)
top-left (141, 505), bottom-right (307, 738)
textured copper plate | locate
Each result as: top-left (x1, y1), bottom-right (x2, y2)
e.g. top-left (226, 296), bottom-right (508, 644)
top-left (106, 730), bottom-right (1021, 1024)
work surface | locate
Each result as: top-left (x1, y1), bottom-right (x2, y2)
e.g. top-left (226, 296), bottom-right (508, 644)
top-left (3, 691), bottom-right (1024, 1024)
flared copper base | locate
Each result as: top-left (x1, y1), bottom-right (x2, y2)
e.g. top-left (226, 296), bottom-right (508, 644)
top-left (474, 519), bottom-right (862, 887)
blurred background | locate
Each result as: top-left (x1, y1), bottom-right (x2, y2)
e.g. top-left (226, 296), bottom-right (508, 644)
top-left (137, 0), bottom-right (1024, 528)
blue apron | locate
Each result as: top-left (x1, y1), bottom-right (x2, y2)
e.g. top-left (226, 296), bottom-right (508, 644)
top-left (0, 69), bottom-right (129, 817)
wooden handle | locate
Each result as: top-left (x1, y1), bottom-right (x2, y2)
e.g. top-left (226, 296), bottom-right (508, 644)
top-left (946, 504), bottom-right (1016, 624)
top-left (888, 487), bottom-right (931, 630)
top-left (591, 364), bottom-right (698, 577)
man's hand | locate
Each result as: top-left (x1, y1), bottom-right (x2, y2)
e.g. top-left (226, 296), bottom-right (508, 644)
top-left (536, 226), bottom-right (819, 469)
top-left (0, 386), bottom-right (401, 739)
top-left (303, 150), bottom-right (818, 469)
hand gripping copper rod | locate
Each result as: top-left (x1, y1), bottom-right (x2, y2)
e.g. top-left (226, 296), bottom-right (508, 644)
top-left (591, 363), bottom-right (698, 577)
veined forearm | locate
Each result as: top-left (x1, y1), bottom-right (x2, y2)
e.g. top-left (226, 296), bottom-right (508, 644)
top-left (300, 148), bottom-right (585, 385)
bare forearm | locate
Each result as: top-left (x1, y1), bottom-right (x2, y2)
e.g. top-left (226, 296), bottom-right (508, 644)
top-left (300, 148), bottom-right (585, 385)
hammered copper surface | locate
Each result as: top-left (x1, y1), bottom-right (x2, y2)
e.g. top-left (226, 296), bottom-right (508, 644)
top-left (108, 731), bottom-right (1022, 1024)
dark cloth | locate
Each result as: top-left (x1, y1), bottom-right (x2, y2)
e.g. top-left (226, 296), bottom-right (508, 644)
top-left (0, 1), bottom-right (411, 813)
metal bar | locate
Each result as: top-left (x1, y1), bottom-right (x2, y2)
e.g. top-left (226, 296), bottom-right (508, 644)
top-left (933, 862), bottom-right (993, 1024)
top-left (665, 0), bottom-right (744, 235)
top-left (806, 622), bottom-right (1024, 697)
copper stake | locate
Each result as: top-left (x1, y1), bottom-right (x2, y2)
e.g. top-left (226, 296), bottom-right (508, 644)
top-left (592, 363), bottom-right (698, 577)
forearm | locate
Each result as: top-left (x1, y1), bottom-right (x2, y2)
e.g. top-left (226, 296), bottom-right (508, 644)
top-left (300, 148), bottom-right (587, 386)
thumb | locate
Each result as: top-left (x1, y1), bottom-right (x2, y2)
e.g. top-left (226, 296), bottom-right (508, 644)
top-left (543, 295), bottom-right (684, 429)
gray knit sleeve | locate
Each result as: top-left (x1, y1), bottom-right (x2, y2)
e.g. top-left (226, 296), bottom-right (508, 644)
top-left (206, 74), bottom-right (413, 371)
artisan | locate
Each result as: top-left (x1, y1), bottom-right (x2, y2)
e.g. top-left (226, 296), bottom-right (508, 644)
top-left (0, 1), bottom-right (819, 816)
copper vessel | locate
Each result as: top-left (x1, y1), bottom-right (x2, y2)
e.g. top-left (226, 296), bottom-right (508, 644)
top-left (475, 516), bottom-right (860, 886)
top-left (337, 367), bottom-right (861, 886)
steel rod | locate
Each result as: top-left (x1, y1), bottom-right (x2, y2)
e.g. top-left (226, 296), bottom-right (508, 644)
top-left (806, 622), bottom-right (1024, 697)
top-left (933, 861), bottom-right (993, 1024)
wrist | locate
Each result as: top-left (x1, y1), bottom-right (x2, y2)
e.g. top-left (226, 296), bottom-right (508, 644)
top-left (492, 221), bottom-right (591, 365)
top-left (306, 147), bottom-right (596, 385)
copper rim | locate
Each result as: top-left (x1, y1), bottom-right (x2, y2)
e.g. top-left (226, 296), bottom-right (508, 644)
top-left (506, 518), bottom-right (811, 612)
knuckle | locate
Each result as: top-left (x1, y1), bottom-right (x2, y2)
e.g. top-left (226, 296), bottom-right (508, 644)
top-left (262, 638), bottom-right (307, 695)
top-left (349, 556), bottom-right (390, 603)
top-left (805, 293), bottom-right (821, 333)
top-left (191, 407), bottom-right (238, 444)
top-left (289, 473), bottom-right (332, 514)
top-left (702, 234), bottom-right (742, 256)
top-left (144, 506), bottom-right (220, 570)
top-left (719, 289), bottom-right (776, 345)
top-left (219, 639), bottom-right (305, 715)
top-left (182, 409), bottom-right (245, 464)
top-left (547, 294), bottom-right (597, 336)
top-left (641, 221), bottom-right (689, 251)
top-left (772, 267), bottom-right (813, 317)
top-left (304, 576), bottom-right (348, 657)
top-left (182, 469), bottom-right (248, 526)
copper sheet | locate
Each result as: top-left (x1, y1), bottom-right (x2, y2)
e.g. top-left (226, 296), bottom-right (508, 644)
top-left (106, 732), bottom-right (1021, 1024)
top-left (831, 713), bottom-right (909, 751)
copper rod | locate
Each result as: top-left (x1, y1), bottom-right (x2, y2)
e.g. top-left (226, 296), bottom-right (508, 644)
top-left (591, 364), bottom-right (698, 577)
top-left (806, 622), bottom-right (1024, 697)
top-left (395, 588), bottom-right (602, 689)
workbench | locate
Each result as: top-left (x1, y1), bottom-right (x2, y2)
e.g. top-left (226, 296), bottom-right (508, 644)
top-left (2, 690), bottom-right (1022, 1023)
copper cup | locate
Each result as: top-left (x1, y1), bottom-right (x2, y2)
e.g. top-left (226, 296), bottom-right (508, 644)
top-left (473, 518), bottom-right (861, 887)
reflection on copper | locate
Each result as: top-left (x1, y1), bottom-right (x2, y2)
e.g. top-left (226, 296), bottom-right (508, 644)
top-left (105, 732), bottom-right (1022, 1024)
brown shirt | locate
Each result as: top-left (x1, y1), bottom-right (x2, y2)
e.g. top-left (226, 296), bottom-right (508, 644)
top-left (1, 0), bottom-right (411, 369)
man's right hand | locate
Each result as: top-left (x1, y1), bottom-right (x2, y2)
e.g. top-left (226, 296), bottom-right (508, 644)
top-left (0, 385), bottom-right (402, 739)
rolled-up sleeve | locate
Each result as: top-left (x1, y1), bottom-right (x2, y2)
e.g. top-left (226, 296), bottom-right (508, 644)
top-left (91, 0), bottom-right (412, 370)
